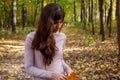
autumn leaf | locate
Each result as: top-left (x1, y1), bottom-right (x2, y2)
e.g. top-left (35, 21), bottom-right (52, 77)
top-left (66, 72), bottom-right (80, 80)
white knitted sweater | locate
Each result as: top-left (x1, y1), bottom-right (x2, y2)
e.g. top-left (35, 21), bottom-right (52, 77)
top-left (24, 32), bottom-right (71, 80)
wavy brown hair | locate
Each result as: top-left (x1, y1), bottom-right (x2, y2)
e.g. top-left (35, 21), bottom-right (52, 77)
top-left (31, 3), bottom-right (65, 65)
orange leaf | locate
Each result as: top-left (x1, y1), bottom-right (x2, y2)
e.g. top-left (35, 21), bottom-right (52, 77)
top-left (65, 72), bottom-right (80, 80)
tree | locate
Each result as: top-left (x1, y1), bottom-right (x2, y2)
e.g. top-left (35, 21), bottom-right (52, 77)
top-left (3, 0), bottom-right (7, 28)
top-left (12, 0), bottom-right (17, 33)
top-left (0, 18), bottom-right (2, 28)
top-left (22, 4), bottom-right (27, 29)
top-left (104, 0), bottom-right (107, 23)
top-left (80, 0), bottom-right (86, 29)
top-left (107, 0), bottom-right (113, 37)
top-left (116, 0), bottom-right (120, 60)
top-left (98, 0), bottom-right (105, 41)
top-left (54, 0), bottom-right (57, 3)
top-left (73, 0), bottom-right (76, 22)
top-left (2, 0), bottom-right (12, 29)
top-left (33, 0), bottom-right (40, 26)
top-left (41, 0), bottom-right (44, 10)
top-left (88, 0), bottom-right (91, 22)
top-left (91, 0), bottom-right (95, 35)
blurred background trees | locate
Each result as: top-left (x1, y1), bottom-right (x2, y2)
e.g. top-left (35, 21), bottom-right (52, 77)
top-left (0, 0), bottom-right (117, 36)
top-left (0, 0), bottom-right (120, 59)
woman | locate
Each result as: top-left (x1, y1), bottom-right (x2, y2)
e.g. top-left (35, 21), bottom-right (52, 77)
top-left (24, 3), bottom-right (73, 80)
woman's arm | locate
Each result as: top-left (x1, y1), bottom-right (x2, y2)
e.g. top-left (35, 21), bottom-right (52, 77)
top-left (62, 34), bottom-right (73, 75)
top-left (24, 34), bottom-right (52, 79)
top-left (62, 60), bottom-right (73, 75)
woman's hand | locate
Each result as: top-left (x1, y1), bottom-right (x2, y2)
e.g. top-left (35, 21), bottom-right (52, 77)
top-left (67, 69), bottom-right (74, 75)
top-left (52, 72), bottom-right (67, 80)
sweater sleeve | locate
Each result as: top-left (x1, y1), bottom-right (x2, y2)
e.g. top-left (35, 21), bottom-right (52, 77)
top-left (62, 60), bottom-right (71, 72)
top-left (62, 34), bottom-right (72, 72)
top-left (24, 33), bottom-right (52, 79)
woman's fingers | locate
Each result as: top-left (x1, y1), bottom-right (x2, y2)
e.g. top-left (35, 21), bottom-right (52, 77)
top-left (52, 72), bottom-right (68, 80)
top-left (60, 74), bottom-right (68, 80)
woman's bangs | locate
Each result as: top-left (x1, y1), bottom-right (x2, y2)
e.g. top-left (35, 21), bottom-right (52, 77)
top-left (54, 13), bottom-right (63, 21)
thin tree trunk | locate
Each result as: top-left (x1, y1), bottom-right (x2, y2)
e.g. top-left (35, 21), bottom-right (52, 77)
top-left (88, 0), bottom-right (91, 22)
top-left (0, 17), bottom-right (2, 28)
top-left (41, 0), bottom-right (44, 10)
top-left (94, 0), bottom-right (97, 28)
top-left (33, 0), bottom-right (40, 26)
top-left (107, 0), bottom-right (112, 37)
top-left (22, 4), bottom-right (27, 29)
top-left (108, 0), bottom-right (112, 37)
top-left (116, 0), bottom-right (120, 61)
top-left (104, 0), bottom-right (107, 23)
top-left (80, 0), bottom-right (83, 22)
top-left (54, 0), bottom-right (57, 3)
top-left (82, 0), bottom-right (86, 29)
top-left (3, 1), bottom-right (7, 28)
top-left (91, 0), bottom-right (95, 35)
top-left (99, 0), bottom-right (105, 41)
top-left (74, 0), bottom-right (76, 22)
top-left (12, 0), bottom-right (17, 33)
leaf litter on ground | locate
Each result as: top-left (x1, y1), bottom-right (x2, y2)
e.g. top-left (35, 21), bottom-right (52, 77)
top-left (0, 27), bottom-right (120, 80)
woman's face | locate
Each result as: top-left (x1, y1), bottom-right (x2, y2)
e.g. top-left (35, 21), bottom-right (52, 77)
top-left (53, 19), bottom-right (63, 32)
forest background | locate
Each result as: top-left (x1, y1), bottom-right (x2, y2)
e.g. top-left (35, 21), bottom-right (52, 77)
top-left (0, 0), bottom-right (120, 80)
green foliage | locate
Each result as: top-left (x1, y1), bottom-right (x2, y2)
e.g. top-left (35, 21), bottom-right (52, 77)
top-left (0, 0), bottom-right (118, 37)
top-left (0, 26), bottom-right (35, 38)
top-left (0, 28), bottom-right (9, 36)
top-left (17, 27), bottom-right (35, 35)
top-left (74, 21), bottom-right (83, 27)
top-left (86, 37), bottom-right (95, 46)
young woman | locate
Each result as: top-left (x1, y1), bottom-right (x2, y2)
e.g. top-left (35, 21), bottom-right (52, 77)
top-left (24, 3), bottom-right (73, 80)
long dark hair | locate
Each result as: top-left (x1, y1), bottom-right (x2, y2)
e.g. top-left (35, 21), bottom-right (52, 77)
top-left (32, 3), bottom-right (65, 65)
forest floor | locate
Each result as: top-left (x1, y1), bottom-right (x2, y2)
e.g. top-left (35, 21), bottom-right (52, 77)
top-left (0, 27), bottom-right (120, 80)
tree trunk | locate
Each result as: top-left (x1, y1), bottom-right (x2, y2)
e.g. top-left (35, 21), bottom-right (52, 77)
top-left (0, 18), bottom-right (2, 28)
top-left (107, 0), bottom-right (112, 37)
top-left (80, 0), bottom-right (83, 22)
top-left (74, 0), bottom-right (76, 22)
top-left (54, 0), bottom-right (57, 3)
top-left (81, 0), bottom-right (86, 29)
top-left (104, 0), bottom-right (107, 23)
top-left (12, 0), bottom-right (17, 33)
top-left (33, 0), bottom-right (40, 26)
top-left (116, 0), bottom-right (120, 61)
top-left (91, 0), bottom-right (95, 35)
top-left (88, 0), bottom-right (91, 22)
top-left (3, 1), bottom-right (7, 28)
top-left (99, 0), bottom-right (105, 41)
top-left (41, 0), bottom-right (44, 10)
top-left (94, 0), bottom-right (97, 28)
top-left (22, 4), bottom-right (27, 29)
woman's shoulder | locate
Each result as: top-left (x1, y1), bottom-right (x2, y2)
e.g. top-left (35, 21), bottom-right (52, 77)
top-left (26, 32), bottom-right (35, 39)
top-left (59, 32), bottom-right (66, 39)
top-left (55, 32), bottom-right (66, 41)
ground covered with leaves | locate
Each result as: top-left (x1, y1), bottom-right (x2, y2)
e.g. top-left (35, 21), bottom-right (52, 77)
top-left (0, 27), bottom-right (120, 80)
